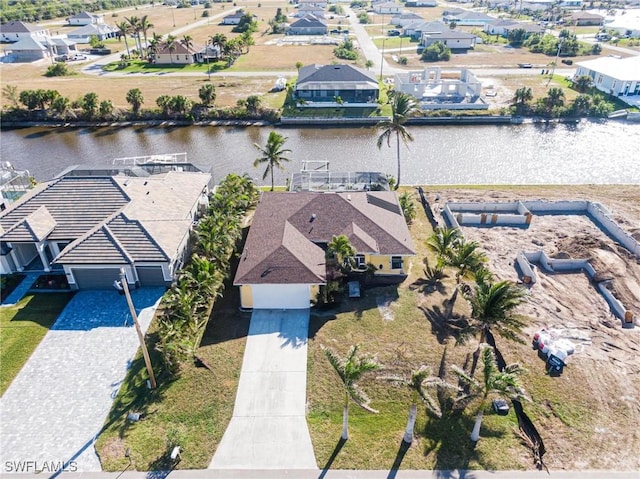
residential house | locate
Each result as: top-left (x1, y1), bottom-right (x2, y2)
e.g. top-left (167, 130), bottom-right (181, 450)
top-left (394, 67), bottom-right (487, 110)
top-left (67, 11), bottom-right (104, 26)
top-left (0, 170), bottom-right (212, 289)
top-left (443, 10), bottom-right (494, 26)
top-left (574, 56), bottom-right (640, 105)
top-left (295, 64), bottom-right (379, 105)
top-left (568, 11), bottom-right (603, 26)
top-left (421, 29), bottom-right (477, 51)
top-left (374, 2), bottom-right (403, 14)
top-left (0, 21), bottom-right (49, 43)
top-left (403, 20), bottom-right (447, 39)
top-left (298, 0), bottom-right (328, 8)
top-left (286, 15), bottom-right (328, 35)
top-left (221, 9), bottom-right (245, 25)
top-left (296, 5), bottom-right (326, 18)
top-left (45, 37), bottom-right (78, 56)
top-left (234, 191), bottom-right (415, 309)
top-left (405, 0), bottom-right (437, 6)
top-left (390, 12), bottom-right (424, 27)
top-left (2, 36), bottom-right (51, 62)
top-left (67, 23), bottom-right (119, 43)
top-left (605, 10), bottom-right (640, 38)
top-left (153, 41), bottom-right (199, 64)
top-left (195, 43), bottom-right (222, 63)
top-left (484, 19), bottom-right (544, 36)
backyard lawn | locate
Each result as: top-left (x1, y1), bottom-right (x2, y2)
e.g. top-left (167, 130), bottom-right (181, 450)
top-left (0, 292), bottom-right (75, 395)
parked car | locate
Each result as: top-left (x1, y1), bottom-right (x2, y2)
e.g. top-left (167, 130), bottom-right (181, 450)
top-left (518, 63), bottom-right (533, 68)
top-left (388, 29), bottom-right (400, 36)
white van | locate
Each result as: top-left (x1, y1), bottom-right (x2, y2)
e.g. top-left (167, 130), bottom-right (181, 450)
top-left (595, 32), bottom-right (611, 41)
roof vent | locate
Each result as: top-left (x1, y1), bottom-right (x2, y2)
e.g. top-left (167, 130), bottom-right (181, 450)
top-left (310, 213), bottom-right (316, 222)
top-left (347, 194), bottom-right (352, 201)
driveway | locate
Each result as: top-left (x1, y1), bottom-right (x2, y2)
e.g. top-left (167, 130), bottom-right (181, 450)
top-left (209, 309), bottom-right (317, 469)
top-left (0, 288), bottom-right (164, 473)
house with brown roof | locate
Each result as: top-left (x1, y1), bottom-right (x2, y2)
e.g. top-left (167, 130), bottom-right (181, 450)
top-left (234, 191), bottom-right (415, 309)
top-left (152, 41), bottom-right (199, 64)
top-left (0, 171), bottom-right (211, 289)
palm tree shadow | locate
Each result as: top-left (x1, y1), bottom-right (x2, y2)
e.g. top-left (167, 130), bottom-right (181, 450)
top-left (387, 440), bottom-right (411, 479)
top-left (419, 305), bottom-right (468, 345)
top-left (318, 437), bottom-right (347, 479)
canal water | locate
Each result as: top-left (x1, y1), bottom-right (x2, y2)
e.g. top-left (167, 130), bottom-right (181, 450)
top-left (1, 121), bottom-right (639, 185)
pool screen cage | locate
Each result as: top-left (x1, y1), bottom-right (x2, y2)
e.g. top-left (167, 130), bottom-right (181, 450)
top-left (290, 161), bottom-right (389, 192)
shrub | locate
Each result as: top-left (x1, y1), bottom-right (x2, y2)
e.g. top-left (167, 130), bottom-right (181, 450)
top-left (45, 62), bottom-right (70, 77)
top-left (421, 41), bottom-right (451, 62)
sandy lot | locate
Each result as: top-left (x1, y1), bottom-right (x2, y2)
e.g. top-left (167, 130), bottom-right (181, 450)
top-left (426, 185), bottom-right (640, 469)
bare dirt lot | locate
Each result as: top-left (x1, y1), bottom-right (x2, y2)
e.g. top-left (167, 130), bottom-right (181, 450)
top-left (425, 185), bottom-right (640, 470)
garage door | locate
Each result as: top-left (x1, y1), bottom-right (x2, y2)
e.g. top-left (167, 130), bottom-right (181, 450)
top-left (251, 284), bottom-right (311, 309)
top-left (72, 268), bottom-right (121, 290)
top-left (136, 266), bottom-right (166, 286)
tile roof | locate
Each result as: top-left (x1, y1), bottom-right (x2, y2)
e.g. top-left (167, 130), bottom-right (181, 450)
top-left (0, 177), bottom-right (129, 241)
top-left (55, 223), bottom-right (133, 264)
top-left (297, 64), bottom-right (378, 90)
top-left (234, 192), bottom-right (415, 285)
top-left (0, 205), bottom-right (56, 242)
top-left (0, 21), bottom-right (45, 33)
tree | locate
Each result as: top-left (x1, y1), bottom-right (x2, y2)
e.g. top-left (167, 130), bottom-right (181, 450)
top-left (139, 15), bottom-right (153, 58)
top-left (181, 34), bottom-right (193, 52)
top-left (116, 21), bottom-right (131, 58)
top-left (512, 86), bottom-right (533, 115)
top-left (322, 344), bottom-right (380, 440)
top-left (233, 11), bottom-right (258, 33)
top-left (381, 365), bottom-right (453, 443)
top-left (544, 87), bottom-right (565, 115)
top-left (156, 94), bottom-right (171, 115)
top-left (571, 94), bottom-right (591, 116)
top-left (126, 88), bottom-right (144, 115)
top-left (126, 16), bottom-right (142, 54)
top-left (463, 272), bottom-right (527, 345)
top-left (507, 27), bottom-right (527, 47)
top-left (376, 91), bottom-right (420, 190)
top-left (426, 226), bottom-right (461, 267)
top-left (253, 131), bottom-right (291, 191)
top-left (365, 59), bottom-right (374, 70)
top-left (81, 92), bottom-right (99, 118)
top-left (165, 34), bottom-right (177, 64)
top-left (295, 61), bottom-right (303, 71)
top-left (572, 75), bottom-right (592, 93)
top-left (421, 41), bottom-right (451, 62)
top-left (443, 239), bottom-right (487, 317)
top-left (99, 100), bottom-right (114, 117)
top-left (326, 234), bottom-right (356, 274)
top-left (398, 191), bottom-right (416, 224)
top-left (51, 95), bottom-right (70, 116)
top-left (3, 84), bottom-right (19, 108)
top-left (199, 83), bottom-right (216, 106)
top-left (245, 95), bottom-right (262, 115)
top-left (451, 345), bottom-right (527, 442)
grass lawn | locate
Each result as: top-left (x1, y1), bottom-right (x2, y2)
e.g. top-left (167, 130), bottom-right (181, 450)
top-left (95, 275), bottom-right (250, 471)
top-left (0, 292), bottom-right (75, 395)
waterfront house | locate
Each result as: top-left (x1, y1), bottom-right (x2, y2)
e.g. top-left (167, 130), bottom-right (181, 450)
top-left (484, 19), bottom-right (544, 36)
top-left (443, 10), bottom-right (494, 26)
top-left (0, 21), bottom-right (49, 43)
top-left (0, 171), bottom-right (211, 289)
top-left (374, 2), bottom-right (404, 14)
top-left (295, 63), bottom-right (379, 105)
top-left (234, 191), bottom-right (415, 309)
top-left (286, 15), bottom-right (328, 35)
top-left (568, 11), bottom-right (603, 26)
top-left (574, 56), bottom-right (640, 106)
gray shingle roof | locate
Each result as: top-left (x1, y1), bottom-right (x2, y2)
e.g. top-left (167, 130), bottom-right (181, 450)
top-left (55, 224), bottom-right (133, 264)
top-left (0, 177), bottom-right (129, 241)
top-left (0, 21), bottom-right (45, 33)
top-left (234, 192), bottom-right (415, 285)
top-left (289, 15), bottom-right (327, 28)
top-left (297, 64), bottom-right (378, 91)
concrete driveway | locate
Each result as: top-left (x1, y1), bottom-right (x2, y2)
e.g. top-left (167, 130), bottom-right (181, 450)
top-left (0, 288), bottom-right (164, 474)
top-left (209, 309), bottom-right (317, 469)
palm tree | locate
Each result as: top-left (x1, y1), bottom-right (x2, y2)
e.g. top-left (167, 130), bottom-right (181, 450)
top-left (253, 131), bottom-right (291, 191)
top-left (463, 272), bottom-right (527, 346)
top-left (376, 90), bottom-right (420, 190)
top-left (245, 95), bottom-right (262, 115)
top-left (181, 34), bottom-right (193, 52)
top-left (444, 239), bottom-right (487, 317)
top-left (381, 366), bottom-right (453, 444)
top-left (322, 344), bottom-right (380, 440)
top-left (425, 226), bottom-right (461, 268)
top-left (125, 88), bottom-right (144, 115)
top-left (199, 83), bottom-right (216, 106)
top-left (165, 34), bottom-right (177, 64)
top-left (451, 345), bottom-right (527, 442)
top-left (116, 21), bottom-right (131, 58)
top-left (126, 16), bottom-right (143, 55)
top-left (326, 234), bottom-right (356, 274)
top-left (398, 191), bottom-right (416, 224)
top-left (139, 14), bottom-right (153, 58)
top-left (512, 86), bottom-right (533, 115)
top-left (544, 87), bottom-right (565, 116)
top-left (573, 75), bottom-right (592, 93)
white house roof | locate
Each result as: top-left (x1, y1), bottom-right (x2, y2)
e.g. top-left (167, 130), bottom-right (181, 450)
top-left (68, 23), bottom-right (118, 37)
top-left (69, 11), bottom-right (102, 20)
top-left (0, 21), bottom-right (46, 33)
top-left (576, 55), bottom-right (640, 82)
top-left (3, 36), bottom-right (48, 51)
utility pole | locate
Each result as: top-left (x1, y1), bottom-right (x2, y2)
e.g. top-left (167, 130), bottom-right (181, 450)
top-left (119, 269), bottom-right (157, 390)
top-left (380, 38), bottom-right (386, 80)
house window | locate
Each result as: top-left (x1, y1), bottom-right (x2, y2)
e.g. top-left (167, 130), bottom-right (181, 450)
top-left (391, 256), bottom-right (403, 269)
top-left (354, 255), bottom-right (366, 269)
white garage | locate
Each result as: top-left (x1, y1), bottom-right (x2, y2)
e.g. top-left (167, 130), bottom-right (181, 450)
top-left (250, 284), bottom-right (312, 309)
